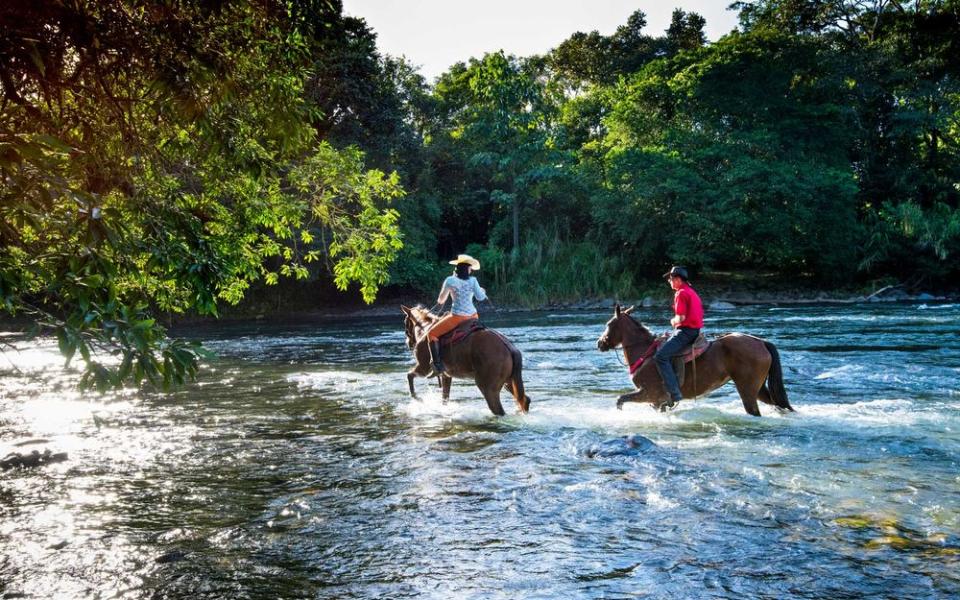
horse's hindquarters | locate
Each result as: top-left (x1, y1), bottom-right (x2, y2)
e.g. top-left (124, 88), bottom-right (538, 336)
top-left (432, 330), bottom-right (524, 415)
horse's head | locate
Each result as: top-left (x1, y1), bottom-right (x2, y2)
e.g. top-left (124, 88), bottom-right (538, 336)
top-left (400, 304), bottom-right (435, 350)
top-left (597, 304), bottom-right (654, 352)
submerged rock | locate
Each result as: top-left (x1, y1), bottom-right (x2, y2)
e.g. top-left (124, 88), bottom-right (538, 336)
top-left (155, 549), bottom-right (188, 564)
top-left (586, 434), bottom-right (656, 458)
top-left (0, 450), bottom-right (68, 470)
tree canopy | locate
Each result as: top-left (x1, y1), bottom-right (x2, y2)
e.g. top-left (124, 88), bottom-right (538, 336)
top-left (1, 1), bottom-right (403, 389)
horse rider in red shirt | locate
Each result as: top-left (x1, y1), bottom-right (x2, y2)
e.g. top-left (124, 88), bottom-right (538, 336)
top-left (654, 266), bottom-right (704, 410)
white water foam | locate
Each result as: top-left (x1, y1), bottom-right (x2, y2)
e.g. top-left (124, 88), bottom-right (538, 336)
top-left (399, 390), bottom-right (496, 423)
top-left (814, 364), bottom-right (865, 380)
top-left (287, 370), bottom-right (368, 390)
top-left (795, 397), bottom-right (957, 429)
top-left (917, 303), bottom-right (958, 310)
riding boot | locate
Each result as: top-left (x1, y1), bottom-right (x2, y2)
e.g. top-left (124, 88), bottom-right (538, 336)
top-left (428, 340), bottom-right (445, 375)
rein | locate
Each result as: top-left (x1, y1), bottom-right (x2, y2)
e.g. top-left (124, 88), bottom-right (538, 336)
top-left (615, 315), bottom-right (658, 375)
top-left (626, 341), bottom-right (659, 375)
top-left (614, 341), bottom-right (651, 368)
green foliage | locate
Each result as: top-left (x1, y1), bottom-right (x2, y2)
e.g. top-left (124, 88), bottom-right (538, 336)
top-left (861, 200), bottom-right (960, 277)
top-left (547, 10), bottom-right (694, 88)
top-left (728, 1), bottom-right (960, 277)
top-left (403, 3), bottom-right (958, 301)
top-left (1, 1), bottom-right (405, 389)
top-left (288, 144), bottom-right (405, 303)
top-left (466, 223), bottom-right (639, 307)
top-left (592, 31), bottom-right (862, 276)
top-left (424, 51), bottom-right (584, 257)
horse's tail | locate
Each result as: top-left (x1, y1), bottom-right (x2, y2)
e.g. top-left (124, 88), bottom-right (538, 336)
top-left (508, 344), bottom-right (531, 412)
top-left (489, 330), bottom-right (530, 412)
top-left (763, 341), bottom-right (794, 412)
top-left (491, 330), bottom-right (530, 412)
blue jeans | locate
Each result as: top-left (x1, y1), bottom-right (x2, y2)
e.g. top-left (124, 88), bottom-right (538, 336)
top-left (655, 327), bottom-right (700, 402)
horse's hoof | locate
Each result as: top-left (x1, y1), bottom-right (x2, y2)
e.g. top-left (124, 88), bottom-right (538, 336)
top-left (616, 401), bottom-right (624, 410)
top-left (658, 399), bottom-right (679, 413)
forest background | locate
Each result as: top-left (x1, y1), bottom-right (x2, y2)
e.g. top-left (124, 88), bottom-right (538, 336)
top-left (2, 0), bottom-right (958, 387)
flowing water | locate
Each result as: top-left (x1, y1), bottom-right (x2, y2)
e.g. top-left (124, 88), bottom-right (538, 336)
top-left (1, 303), bottom-right (959, 599)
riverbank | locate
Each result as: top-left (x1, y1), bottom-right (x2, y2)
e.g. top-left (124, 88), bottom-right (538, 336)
top-left (205, 283), bottom-right (958, 321)
top-left (2, 277), bottom-right (955, 330)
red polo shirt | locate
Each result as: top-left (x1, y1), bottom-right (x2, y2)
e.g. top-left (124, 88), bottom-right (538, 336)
top-left (674, 283), bottom-right (704, 328)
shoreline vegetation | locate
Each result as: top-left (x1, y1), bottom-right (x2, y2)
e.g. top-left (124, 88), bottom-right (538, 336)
top-left (198, 279), bottom-right (959, 322)
top-left (3, 284), bottom-right (954, 331)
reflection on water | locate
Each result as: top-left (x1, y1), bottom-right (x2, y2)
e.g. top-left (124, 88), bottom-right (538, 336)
top-left (2, 304), bottom-right (959, 598)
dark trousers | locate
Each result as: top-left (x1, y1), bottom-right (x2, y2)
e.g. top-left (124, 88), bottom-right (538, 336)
top-left (654, 327), bottom-right (700, 402)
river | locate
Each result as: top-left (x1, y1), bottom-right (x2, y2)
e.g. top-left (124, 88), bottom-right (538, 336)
top-left (1, 303), bottom-right (959, 598)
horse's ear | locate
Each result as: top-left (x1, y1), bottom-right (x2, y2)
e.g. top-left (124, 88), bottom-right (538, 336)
top-left (614, 303), bottom-right (621, 317)
top-left (623, 305), bottom-right (636, 315)
top-left (400, 305), bottom-right (411, 315)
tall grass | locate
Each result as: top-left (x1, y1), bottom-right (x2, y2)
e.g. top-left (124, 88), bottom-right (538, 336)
top-left (467, 223), bottom-right (640, 307)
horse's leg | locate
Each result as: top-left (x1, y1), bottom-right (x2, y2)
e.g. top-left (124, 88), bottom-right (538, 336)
top-left (503, 351), bottom-right (530, 414)
top-left (407, 370), bottom-right (419, 399)
top-left (502, 381), bottom-right (530, 413)
top-left (478, 381), bottom-right (506, 416)
top-left (616, 388), bottom-right (647, 410)
top-left (441, 374), bottom-right (452, 401)
top-left (732, 375), bottom-right (763, 417)
top-left (757, 382), bottom-right (793, 413)
top-left (757, 383), bottom-right (776, 406)
top-left (719, 336), bottom-right (768, 417)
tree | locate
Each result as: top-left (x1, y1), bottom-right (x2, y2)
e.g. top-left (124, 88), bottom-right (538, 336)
top-left (427, 52), bottom-right (574, 254)
top-left (734, 0), bottom-right (960, 278)
top-left (665, 9), bottom-right (708, 53)
top-left (594, 31), bottom-right (860, 276)
top-left (548, 10), bottom-right (661, 88)
top-left (0, 0), bottom-right (404, 389)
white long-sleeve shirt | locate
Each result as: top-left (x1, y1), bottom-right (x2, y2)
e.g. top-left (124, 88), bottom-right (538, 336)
top-left (437, 275), bottom-right (487, 315)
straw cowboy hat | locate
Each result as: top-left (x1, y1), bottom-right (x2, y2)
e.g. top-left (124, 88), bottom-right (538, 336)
top-left (448, 254), bottom-right (480, 270)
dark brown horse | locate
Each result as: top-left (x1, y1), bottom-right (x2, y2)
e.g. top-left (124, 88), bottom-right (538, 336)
top-left (596, 304), bottom-right (794, 416)
top-left (401, 305), bottom-right (530, 416)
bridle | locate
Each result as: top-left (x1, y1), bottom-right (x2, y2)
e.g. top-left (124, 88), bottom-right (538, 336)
top-left (608, 314), bottom-right (655, 371)
top-left (405, 309), bottom-right (436, 348)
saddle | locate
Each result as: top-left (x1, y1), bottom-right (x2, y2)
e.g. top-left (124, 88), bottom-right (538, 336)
top-left (438, 319), bottom-right (486, 349)
top-left (671, 333), bottom-right (710, 388)
top-left (629, 333), bottom-right (711, 380)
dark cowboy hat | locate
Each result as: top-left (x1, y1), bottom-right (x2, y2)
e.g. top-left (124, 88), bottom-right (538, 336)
top-left (663, 266), bottom-right (689, 281)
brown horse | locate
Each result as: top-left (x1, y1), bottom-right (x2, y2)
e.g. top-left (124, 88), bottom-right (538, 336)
top-left (401, 305), bottom-right (530, 416)
top-left (596, 304), bottom-right (794, 416)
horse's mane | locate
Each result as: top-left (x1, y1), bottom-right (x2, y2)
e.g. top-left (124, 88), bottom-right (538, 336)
top-left (409, 304), bottom-right (439, 324)
top-left (624, 312), bottom-right (656, 343)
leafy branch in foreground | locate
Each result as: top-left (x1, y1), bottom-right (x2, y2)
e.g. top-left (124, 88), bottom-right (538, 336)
top-left (0, 1), bottom-right (404, 390)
